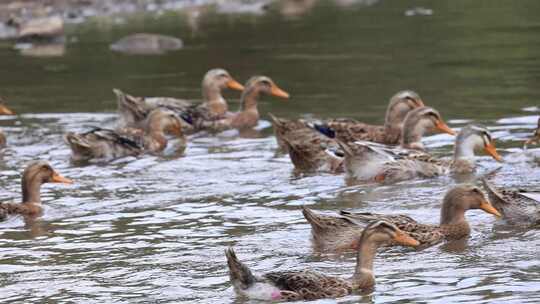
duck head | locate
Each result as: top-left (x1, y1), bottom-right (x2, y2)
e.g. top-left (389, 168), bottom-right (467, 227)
top-left (384, 90), bottom-right (424, 136)
top-left (454, 125), bottom-right (502, 162)
top-left (440, 184), bottom-right (501, 226)
top-left (22, 160), bottom-right (73, 203)
top-left (401, 106), bottom-right (456, 150)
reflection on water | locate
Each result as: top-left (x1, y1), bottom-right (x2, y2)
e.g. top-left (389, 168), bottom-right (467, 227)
top-left (1, 0), bottom-right (540, 303)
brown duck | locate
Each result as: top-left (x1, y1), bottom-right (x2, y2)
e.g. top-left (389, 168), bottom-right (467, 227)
top-left (302, 184), bottom-right (501, 251)
top-left (311, 90), bottom-right (426, 144)
top-left (341, 124), bottom-right (501, 184)
top-left (482, 178), bottom-right (540, 226)
top-left (115, 68), bottom-right (244, 132)
top-left (226, 220), bottom-right (419, 301)
top-left (194, 76), bottom-right (289, 132)
top-left (65, 108), bottom-right (185, 161)
top-left (0, 161), bottom-right (72, 219)
top-left (269, 114), bottom-right (343, 173)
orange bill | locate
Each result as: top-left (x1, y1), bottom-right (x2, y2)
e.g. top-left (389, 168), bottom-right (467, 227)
top-left (435, 120), bottom-right (456, 136)
top-left (0, 104), bottom-right (14, 115)
top-left (270, 84), bottom-right (290, 99)
top-left (51, 172), bottom-right (73, 184)
top-left (226, 79), bottom-right (245, 91)
top-left (479, 200), bottom-right (502, 217)
top-left (484, 141), bottom-right (503, 162)
top-left (393, 230), bottom-right (420, 247)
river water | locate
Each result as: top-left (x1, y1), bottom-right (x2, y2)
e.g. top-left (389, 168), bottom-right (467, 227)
top-left (0, 0), bottom-right (539, 303)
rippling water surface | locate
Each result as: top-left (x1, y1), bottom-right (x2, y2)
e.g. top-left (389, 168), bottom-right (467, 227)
top-left (1, 1), bottom-right (540, 303)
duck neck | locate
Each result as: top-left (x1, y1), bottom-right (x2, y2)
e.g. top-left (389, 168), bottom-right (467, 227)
top-left (352, 239), bottom-right (377, 289)
top-left (383, 103), bottom-right (410, 142)
top-left (440, 197), bottom-right (469, 227)
top-left (203, 85), bottom-right (227, 116)
top-left (22, 174), bottom-right (42, 204)
top-left (229, 87), bottom-right (260, 128)
top-left (453, 138), bottom-right (477, 161)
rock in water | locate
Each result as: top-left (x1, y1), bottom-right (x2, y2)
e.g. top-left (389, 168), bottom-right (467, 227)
top-left (110, 33), bottom-right (183, 55)
top-left (18, 16), bottom-right (64, 41)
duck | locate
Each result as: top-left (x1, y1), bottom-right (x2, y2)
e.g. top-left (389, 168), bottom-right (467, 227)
top-left (269, 114), bottom-right (343, 173)
top-left (482, 178), bottom-right (540, 226)
top-left (311, 90), bottom-right (425, 144)
top-left (64, 108), bottom-right (185, 161)
top-left (302, 184), bottom-right (501, 251)
top-left (115, 68), bottom-right (244, 131)
top-left (276, 106), bottom-right (454, 174)
top-left (271, 90), bottom-right (424, 153)
top-left (0, 98), bottom-right (15, 115)
top-left (225, 220), bottom-right (419, 301)
top-left (192, 76), bottom-right (289, 132)
top-left (0, 161), bottom-right (72, 219)
top-left (341, 122), bottom-right (502, 184)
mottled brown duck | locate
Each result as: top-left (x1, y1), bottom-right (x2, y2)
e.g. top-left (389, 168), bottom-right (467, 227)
top-left (193, 76), bottom-right (289, 132)
top-left (302, 184), bottom-right (501, 251)
top-left (0, 161), bottom-right (72, 219)
top-left (341, 122), bottom-right (503, 184)
top-left (270, 114), bottom-right (343, 173)
top-left (311, 90), bottom-right (425, 144)
top-left (482, 178), bottom-right (540, 226)
top-left (226, 220), bottom-right (418, 301)
top-left (65, 108), bottom-right (185, 161)
top-left (115, 68), bottom-right (244, 132)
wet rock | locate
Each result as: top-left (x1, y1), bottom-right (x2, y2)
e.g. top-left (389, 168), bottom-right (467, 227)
top-left (18, 16), bottom-right (64, 41)
top-left (14, 42), bottom-right (66, 57)
top-left (404, 7), bottom-right (433, 17)
top-left (110, 33), bottom-right (183, 55)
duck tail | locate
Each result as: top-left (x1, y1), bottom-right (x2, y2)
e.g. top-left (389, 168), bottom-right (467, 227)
top-left (302, 206), bottom-right (328, 233)
top-left (225, 248), bottom-right (256, 290)
top-left (113, 88), bottom-right (146, 121)
top-left (64, 132), bottom-right (93, 156)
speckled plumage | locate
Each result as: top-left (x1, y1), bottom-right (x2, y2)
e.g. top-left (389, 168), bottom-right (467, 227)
top-left (302, 185), bottom-right (501, 250)
top-left (342, 124), bottom-right (501, 184)
top-left (270, 115), bottom-right (343, 173)
top-left (226, 221), bottom-right (419, 301)
top-left (482, 179), bottom-right (540, 226)
top-left (65, 108), bottom-right (185, 161)
top-left (114, 68), bottom-right (244, 134)
top-left (312, 90), bottom-right (425, 145)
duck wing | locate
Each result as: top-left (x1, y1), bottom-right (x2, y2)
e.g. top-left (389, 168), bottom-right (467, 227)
top-left (264, 270), bottom-right (351, 301)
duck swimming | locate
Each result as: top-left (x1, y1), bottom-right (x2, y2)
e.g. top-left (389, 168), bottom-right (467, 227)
top-left (226, 220), bottom-right (418, 301)
top-left (341, 122), bottom-right (502, 184)
top-left (302, 184), bottom-right (501, 250)
top-left (115, 68), bottom-right (244, 132)
top-left (65, 108), bottom-right (185, 161)
top-left (482, 178), bottom-right (540, 227)
top-left (0, 161), bottom-right (72, 219)
top-left (193, 76), bottom-right (289, 132)
top-left (311, 90), bottom-right (425, 144)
